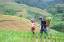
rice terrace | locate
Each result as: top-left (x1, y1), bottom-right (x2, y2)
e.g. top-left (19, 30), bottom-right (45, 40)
top-left (0, 0), bottom-right (64, 42)
top-left (0, 15), bottom-right (64, 42)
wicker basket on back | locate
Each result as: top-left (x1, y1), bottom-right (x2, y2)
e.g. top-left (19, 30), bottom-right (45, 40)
top-left (46, 20), bottom-right (50, 27)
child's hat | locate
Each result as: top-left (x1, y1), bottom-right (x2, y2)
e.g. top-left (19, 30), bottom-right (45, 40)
top-left (31, 19), bottom-right (35, 23)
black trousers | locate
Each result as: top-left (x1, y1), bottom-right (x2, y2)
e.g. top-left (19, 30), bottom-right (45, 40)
top-left (40, 26), bottom-right (47, 35)
top-left (40, 26), bottom-right (44, 34)
top-left (32, 30), bottom-right (35, 34)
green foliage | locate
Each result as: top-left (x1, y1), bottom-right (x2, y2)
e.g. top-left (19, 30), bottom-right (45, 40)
top-left (57, 6), bottom-right (64, 13)
top-left (46, 6), bottom-right (64, 15)
top-left (46, 7), bottom-right (57, 15)
top-left (0, 3), bottom-right (5, 8)
top-left (19, 15), bottom-right (22, 17)
top-left (0, 30), bottom-right (64, 42)
top-left (0, 3), bottom-right (22, 16)
top-left (51, 23), bottom-right (64, 32)
top-left (46, 6), bottom-right (64, 21)
top-left (0, 3), bottom-right (49, 17)
top-left (26, 10), bottom-right (45, 23)
top-left (15, 0), bottom-right (22, 4)
top-left (15, 0), bottom-right (64, 9)
top-left (45, 16), bottom-right (53, 21)
top-left (5, 9), bottom-right (16, 15)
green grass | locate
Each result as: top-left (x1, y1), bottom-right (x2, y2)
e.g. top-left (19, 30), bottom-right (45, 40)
top-left (0, 3), bottom-right (51, 16)
top-left (0, 30), bottom-right (64, 42)
top-left (0, 30), bottom-right (32, 42)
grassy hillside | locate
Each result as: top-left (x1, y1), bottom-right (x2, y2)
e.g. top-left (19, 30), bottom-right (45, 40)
top-left (45, 4), bottom-right (64, 32)
top-left (0, 3), bottom-right (51, 16)
top-left (15, 0), bottom-right (64, 9)
top-left (0, 0), bottom-right (15, 3)
top-left (0, 0), bottom-right (64, 9)
top-left (0, 1), bottom-right (64, 42)
top-left (46, 4), bottom-right (64, 21)
top-left (0, 15), bottom-right (64, 42)
top-left (0, 3), bottom-right (51, 23)
top-left (55, 4), bottom-right (64, 7)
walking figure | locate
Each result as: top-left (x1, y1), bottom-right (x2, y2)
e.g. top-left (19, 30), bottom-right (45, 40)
top-left (31, 19), bottom-right (35, 34)
top-left (39, 16), bottom-right (47, 35)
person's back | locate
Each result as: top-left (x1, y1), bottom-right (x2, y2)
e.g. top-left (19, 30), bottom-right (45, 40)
top-left (39, 16), bottom-right (47, 35)
top-left (41, 20), bottom-right (46, 28)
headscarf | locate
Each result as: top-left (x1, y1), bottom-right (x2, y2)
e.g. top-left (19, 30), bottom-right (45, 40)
top-left (39, 16), bottom-right (44, 20)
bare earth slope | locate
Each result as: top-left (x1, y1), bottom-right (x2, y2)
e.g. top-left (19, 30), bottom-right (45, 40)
top-left (0, 15), bottom-right (39, 32)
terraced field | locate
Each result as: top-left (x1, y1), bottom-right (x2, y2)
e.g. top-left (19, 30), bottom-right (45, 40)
top-left (0, 15), bottom-right (39, 31)
top-left (0, 15), bottom-right (64, 42)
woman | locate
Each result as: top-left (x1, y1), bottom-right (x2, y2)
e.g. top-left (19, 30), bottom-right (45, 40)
top-left (39, 16), bottom-right (47, 35)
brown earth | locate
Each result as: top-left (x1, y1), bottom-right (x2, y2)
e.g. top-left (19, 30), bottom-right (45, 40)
top-left (16, 9), bottom-right (27, 18)
top-left (0, 15), bottom-right (40, 32)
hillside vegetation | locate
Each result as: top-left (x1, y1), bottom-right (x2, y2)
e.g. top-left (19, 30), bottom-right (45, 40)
top-left (46, 4), bottom-right (64, 32)
top-left (0, 3), bottom-right (64, 32)
top-left (0, 0), bottom-right (15, 3)
top-left (15, 0), bottom-right (64, 9)
top-left (0, 0), bottom-right (64, 42)
top-left (0, 3), bottom-right (51, 16)
top-left (0, 0), bottom-right (64, 9)
top-left (0, 3), bottom-right (51, 23)
top-left (46, 4), bottom-right (64, 21)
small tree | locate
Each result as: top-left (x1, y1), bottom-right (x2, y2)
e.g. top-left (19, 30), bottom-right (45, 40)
top-left (5, 9), bottom-right (16, 15)
top-left (57, 6), bottom-right (63, 13)
top-left (19, 15), bottom-right (22, 17)
top-left (51, 23), bottom-right (64, 32)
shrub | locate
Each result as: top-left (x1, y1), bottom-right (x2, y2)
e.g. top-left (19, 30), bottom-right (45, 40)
top-left (19, 15), bottom-right (22, 17)
top-left (51, 23), bottom-right (64, 32)
top-left (5, 9), bottom-right (16, 15)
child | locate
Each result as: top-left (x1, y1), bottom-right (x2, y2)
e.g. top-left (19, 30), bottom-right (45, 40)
top-left (31, 19), bottom-right (35, 34)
